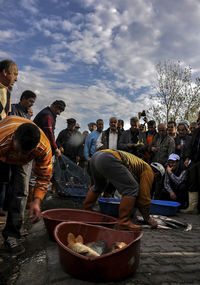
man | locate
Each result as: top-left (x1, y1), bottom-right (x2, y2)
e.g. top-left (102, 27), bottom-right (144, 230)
top-left (162, 154), bottom-right (188, 208)
top-left (150, 123), bottom-right (175, 167)
top-left (84, 119), bottom-right (104, 161)
top-left (145, 120), bottom-right (157, 163)
top-left (56, 118), bottom-right (82, 164)
top-left (118, 117), bottom-right (147, 159)
top-left (83, 150), bottom-right (165, 230)
top-left (8, 90), bottom-right (37, 232)
top-left (34, 100), bottom-right (66, 157)
top-left (117, 119), bottom-right (125, 132)
top-left (0, 59), bottom-right (18, 120)
top-left (0, 116), bottom-right (52, 255)
top-left (167, 121), bottom-right (177, 139)
top-left (181, 119), bottom-right (200, 214)
top-left (11, 90), bottom-right (36, 119)
top-left (175, 122), bottom-right (192, 165)
top-left (96, 117), bottom-right (122, 150)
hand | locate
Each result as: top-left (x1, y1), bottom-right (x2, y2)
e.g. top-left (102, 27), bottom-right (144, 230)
top-left (170, 191), bottom-right (176, 200)
top-left (59, 147), bottom-right (64, 153)
top-left (151, 147), bottom-right (158, 152)
top-left (29, 198), bottom-right (41, 224)
top-left (176, 144), bottom-right (182, 150)
top-left (167, 165), bottom-right (173, 174)
top-left (55, 148), bottom-right (61, 158)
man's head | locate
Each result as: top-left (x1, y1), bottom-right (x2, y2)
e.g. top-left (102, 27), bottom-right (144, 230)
top-left (158, 123), bottom-right (167, 138)
top-left (167, 121), bottom-right (176, 136)
top-left (109, 117), bottom-right (118, 132)
top-left (0, 59), bottom-right (18, 87)
top-left (75, 123), bottom-right (80, 131)
top-left (51, 100), bottom-right (66, 115)
top-left (96, 119), bottom-right (104, 132)
top-left (147, 120), bottom-right (156, 134)
top-left (177, 123), bottom-right (187, 138)
top-left (20, 90), bottom-right (37, 111)
top-left (88, 122), bottom-right (97, 132)
top-left (130, 117), bottom-right (139, 132)
top-left (167, 153), bottom-right (180, 169)
top-left (117, 119), bottom-right (124, 130)
top-left (139, 124), bottom-right (146, 132)
top-left (189, 122), bottom-right (197, 135)
top-left (13, 123), bottom-right (40, 153)
top-left (67, 118), bottom-right (76, 131)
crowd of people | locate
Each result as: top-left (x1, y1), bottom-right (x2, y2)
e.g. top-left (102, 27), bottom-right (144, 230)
top-left (0, 59), bottom-right (200, 259)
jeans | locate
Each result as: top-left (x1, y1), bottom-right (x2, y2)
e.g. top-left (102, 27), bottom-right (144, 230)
top-left (2, 161), bottom-right (32, 239)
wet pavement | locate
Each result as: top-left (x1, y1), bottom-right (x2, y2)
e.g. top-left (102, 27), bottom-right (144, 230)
top-left (1, 194), bottom-right (200, 285)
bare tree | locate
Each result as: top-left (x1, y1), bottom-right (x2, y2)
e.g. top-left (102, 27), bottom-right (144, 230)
top-left (147, 60), bottom-right (200, 123)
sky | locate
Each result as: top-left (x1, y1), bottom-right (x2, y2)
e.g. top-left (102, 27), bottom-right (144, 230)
top-left (1, 0), bottom-right (200, 135)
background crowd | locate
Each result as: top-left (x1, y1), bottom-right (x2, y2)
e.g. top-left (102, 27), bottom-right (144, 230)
top-left (0, 59), bottom-right (200, 257)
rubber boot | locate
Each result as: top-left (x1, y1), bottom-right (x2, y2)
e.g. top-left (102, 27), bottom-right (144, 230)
top-left (83, 188), bottom-right (99, 211)
top-left (180, 192), bottom-right (199, 214)
top-left (117, 196), bottom-right (141, 231)
top-left (26, 186), bottom-right (35, 209)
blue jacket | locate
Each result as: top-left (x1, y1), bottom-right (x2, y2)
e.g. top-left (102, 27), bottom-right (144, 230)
top-left (84, 130), bottom-right (102, 160)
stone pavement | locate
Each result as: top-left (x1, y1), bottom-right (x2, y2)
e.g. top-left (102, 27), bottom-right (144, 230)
top-left (1, 196), bottom-right (200, 285)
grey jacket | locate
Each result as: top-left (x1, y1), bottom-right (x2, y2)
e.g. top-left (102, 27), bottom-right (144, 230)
top-left (150, 133), bottom-right (175, 167)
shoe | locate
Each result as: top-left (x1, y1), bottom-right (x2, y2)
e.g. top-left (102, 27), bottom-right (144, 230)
top-left (4, 236), bottom-right (25, 256)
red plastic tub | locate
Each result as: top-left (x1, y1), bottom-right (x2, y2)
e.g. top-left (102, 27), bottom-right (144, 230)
top-left (42, 209), bottom-right (117, 241)
top-left (54, 221), bottom-right (143, 282)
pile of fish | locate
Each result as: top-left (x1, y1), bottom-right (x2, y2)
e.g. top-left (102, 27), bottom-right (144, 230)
top-left (67, 233), bottom-right (127, 258)
top-left (136, 215), bottom-right (192, 231)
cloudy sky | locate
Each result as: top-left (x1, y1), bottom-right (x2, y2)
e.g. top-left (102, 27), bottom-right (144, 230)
top-left (1, 0), bottom-right (200, 134)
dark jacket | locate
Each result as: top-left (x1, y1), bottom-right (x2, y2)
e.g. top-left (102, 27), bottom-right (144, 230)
top-left (174, 134), bottom-right (192, 161)
top-left (118, 129), bottom-right (147, 158)
top-left (11, 103), bottom-right (29, 119)
top-left (185, 128), bottom-right (200, 162)
top-left (56, 129), bottom-right (82, 162)
top-left (34, 106), bottom-right (57, 153)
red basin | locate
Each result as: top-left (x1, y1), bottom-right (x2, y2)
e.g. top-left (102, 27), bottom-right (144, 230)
top-left (54, 221), bottom-right (143, 282)
top-left (42, 208), bottom-right (117, 241)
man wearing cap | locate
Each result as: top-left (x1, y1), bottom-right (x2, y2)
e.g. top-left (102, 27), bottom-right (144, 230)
top-left (162, 153), bottom-right (188, 208)
top-left (83, 149), bottom-right (165, 230)
top-left (56, 118), bottom-right (82, 164)
top-left (34, 100), bottom-right (66, 157)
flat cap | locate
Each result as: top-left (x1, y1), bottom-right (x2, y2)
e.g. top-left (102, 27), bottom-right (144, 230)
top-left (67, 118), bottom-right (76, 125)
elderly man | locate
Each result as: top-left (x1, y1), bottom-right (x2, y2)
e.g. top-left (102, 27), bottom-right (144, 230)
top-left (150, 123), bottom-right (175, 167)
top-left (96, 117), bottom-right (122, 150)
top-left (83, 150), bottom-right (165, 230)
top-left (0, 59), bottom-right (18, 120)
top-left (0, 116), bottom-right (52, 255)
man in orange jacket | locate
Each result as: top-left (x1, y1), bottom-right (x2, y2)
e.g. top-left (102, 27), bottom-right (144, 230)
top-left (0, 116), bottom-right (52, 255)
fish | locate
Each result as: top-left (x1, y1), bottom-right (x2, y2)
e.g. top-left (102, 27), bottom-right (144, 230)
top-left (86, 240), bottom-right (108, 255)
top-left (67, 233), bottom-right (100, 258)
top-left (136, 215), bottom-right (189, 230)
top-left (111, 242), bottom-right (127, 251)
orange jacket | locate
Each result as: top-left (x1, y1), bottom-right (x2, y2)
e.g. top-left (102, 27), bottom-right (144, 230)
top-left (0, 116), bottom-right (52, 200)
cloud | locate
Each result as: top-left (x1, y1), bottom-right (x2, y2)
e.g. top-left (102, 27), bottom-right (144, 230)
top-left (20, 0), bottom-right (38, 14)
